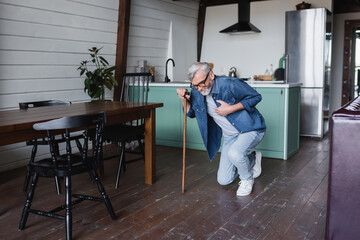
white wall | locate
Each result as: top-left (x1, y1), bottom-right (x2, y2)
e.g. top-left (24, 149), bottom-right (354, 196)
top-left (331, 12), bottom-right (360, 112)
top-left (201, 0), bottom-right (332, 78)
top-left (127, 0), bottom-right (198, 82)
top-left (0, 0), bottom-right (199, 172)
top-left (0, 0), bottom-right (119, 171)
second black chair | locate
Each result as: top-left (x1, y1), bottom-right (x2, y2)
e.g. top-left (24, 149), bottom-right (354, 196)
top-left (102, 73), bottom-right (151, 188)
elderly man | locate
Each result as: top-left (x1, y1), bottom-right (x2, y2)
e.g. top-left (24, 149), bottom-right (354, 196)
top-left (176, 62), bottom-right (266, 196)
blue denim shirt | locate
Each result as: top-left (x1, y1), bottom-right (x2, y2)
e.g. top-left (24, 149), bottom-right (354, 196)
top-left (187, 75), bottom-right (266, 161)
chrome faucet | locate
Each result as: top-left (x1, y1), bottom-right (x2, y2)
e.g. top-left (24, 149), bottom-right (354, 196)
top-left (165, 58), bottom-right (175, 82)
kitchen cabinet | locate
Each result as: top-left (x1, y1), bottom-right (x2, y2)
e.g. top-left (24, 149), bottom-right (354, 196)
top-left (254, 86), bottom-right (301, 159)
top-left (147, 86), bottom-right (206, 150)
top-left (148, 83), bottom-right (300, 160)
top-left (146, 86), bottom-right (182, 147)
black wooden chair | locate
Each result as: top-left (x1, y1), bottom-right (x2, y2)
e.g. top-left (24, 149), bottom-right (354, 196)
top-left (19, 100), bottom-right (72, 195)
top-left (103, 73), bottom-right (151, 188)
top-left (18, 112), bottom-right (116, 240)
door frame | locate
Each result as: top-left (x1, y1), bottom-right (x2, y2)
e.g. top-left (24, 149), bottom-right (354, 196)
top-left (342, 19), bottom-right (360, 106)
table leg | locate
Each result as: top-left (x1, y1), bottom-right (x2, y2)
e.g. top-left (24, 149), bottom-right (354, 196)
top-left (144, 108), bottom-right (156, 184)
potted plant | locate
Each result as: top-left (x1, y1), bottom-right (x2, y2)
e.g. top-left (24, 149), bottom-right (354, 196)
top-left (78, 47), bottom-right (118, 100)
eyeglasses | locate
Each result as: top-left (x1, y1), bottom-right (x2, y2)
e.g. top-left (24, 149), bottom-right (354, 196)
top-left (190, 71), bottom-right (210, 90)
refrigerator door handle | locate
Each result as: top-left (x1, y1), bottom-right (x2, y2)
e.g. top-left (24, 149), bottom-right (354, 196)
top-left (285, 54), bottom-right (289, 83)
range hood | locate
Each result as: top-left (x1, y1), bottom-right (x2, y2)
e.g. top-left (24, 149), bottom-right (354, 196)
top-left (220, 0), bottom-right (260, 34)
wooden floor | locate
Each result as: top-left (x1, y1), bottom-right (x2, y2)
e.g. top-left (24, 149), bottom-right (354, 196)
top-left (0, 137), bottom-right (329, 240)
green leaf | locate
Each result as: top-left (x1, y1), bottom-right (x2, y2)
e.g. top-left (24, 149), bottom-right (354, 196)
top-left (99, 56), bottom-right (109, 65)
top-left (94, 69), bottom-right (101, 76)
top-left (86, 71), bottom-right (93, 78)
top-left (100, 60), bottom-right (107, 67)
top-left (104, 66), bottom-right (116, 73)
top-left (104, 80), bottom-right (113, 90)
top-left (93, 88), bottom-right (102, 99)
top-left (84, 78), bottom-right (91, 89)
top-left (109, 75), bottom-right (118, 85)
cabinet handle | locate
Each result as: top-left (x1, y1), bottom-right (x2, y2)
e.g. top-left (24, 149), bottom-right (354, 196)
top-left (281, 90), bottom-right (283, 95)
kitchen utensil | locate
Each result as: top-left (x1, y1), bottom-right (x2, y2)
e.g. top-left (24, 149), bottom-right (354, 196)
top-left (138, 60), bottom-right (147, 67)
top-left (208, 62), bottom-right (214, 69)
top-left (254, 75), bottom-right (272, 81)
top-left (229, 67), bottom-right (237, 78)
top-left (274, 68), bottom-right (285, 80)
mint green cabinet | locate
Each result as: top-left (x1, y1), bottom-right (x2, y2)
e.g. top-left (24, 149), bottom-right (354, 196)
top-left (148, 85), bottom-right (300, 160)
top-left (183, 114), bottom-right (206, 151)
top-left (254, 87), bottom-right (301, 159)
top-left (147, 86), bottom-right (181, 147)
top-left (254, 88), bottom-right (285, 158)
top-left (147, 86), bottom-right (206, 150)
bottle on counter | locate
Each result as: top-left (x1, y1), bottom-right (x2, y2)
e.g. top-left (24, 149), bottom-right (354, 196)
top-left (269, 64), bottom-right (274, 80)
top-left (150, 66), bottom-right (155, 82)
top-left (264, 68), bottom-right (269, 75)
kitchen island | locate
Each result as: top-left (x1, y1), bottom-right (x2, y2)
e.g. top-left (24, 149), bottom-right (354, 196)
top-left (148, 81), bottom-right (301, 160)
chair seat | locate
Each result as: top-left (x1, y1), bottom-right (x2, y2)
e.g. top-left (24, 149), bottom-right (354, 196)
top-left (26, 134), bottom-right (83, 146)
top-left (28, 155), bottom-right (95, 177)
top-left (103, 124), bottom-right (144, 142)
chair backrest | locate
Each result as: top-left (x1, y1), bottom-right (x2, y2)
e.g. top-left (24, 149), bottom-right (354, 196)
top-left (120, 73), bottom-right (151, 103)
top-left (33, 112), bottom-right (106, 170)
top-left (120, 73), bottom-right (152, 126)
top-left (19, 100), bottom-right (71, 109)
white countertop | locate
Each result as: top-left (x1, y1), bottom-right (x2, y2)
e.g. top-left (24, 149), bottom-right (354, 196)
top-left (149, 81), bottom-right (302, 88)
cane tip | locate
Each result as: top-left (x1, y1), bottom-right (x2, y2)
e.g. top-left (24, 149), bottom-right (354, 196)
top-left (181, 189), bottom-right (185, 193)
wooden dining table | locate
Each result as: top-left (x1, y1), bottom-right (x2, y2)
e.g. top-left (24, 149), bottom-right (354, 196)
top-left (0, 101), bottom-right (163, 185)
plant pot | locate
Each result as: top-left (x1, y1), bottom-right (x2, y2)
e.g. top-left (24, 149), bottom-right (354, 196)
top-left (296, 1), bottom-right (311, 10)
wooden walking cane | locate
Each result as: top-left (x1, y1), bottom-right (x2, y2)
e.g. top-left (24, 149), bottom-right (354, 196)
top-left (182, 91), bottom-right (189, 193)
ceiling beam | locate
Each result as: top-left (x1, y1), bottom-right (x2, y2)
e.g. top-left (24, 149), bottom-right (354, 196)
top-left (197, 0), bottom-right (206, 61)
top-left (205, 0), bottom-right (269, 7)
top-left (334, 0), bottom-right (360, 14)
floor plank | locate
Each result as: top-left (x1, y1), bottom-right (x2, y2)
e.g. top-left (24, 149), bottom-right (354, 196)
top-left (0, 137), bottom-right (329, 240)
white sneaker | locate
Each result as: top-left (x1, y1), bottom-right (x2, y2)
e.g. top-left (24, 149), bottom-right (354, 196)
top-left (236, 179), bottom-right (254, 196)
top-left (252, 151), bottom-right (262, 178)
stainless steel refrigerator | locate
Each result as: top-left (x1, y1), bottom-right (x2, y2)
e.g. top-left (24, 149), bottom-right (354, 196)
top-left (285, 8), bottom-right (332, 138)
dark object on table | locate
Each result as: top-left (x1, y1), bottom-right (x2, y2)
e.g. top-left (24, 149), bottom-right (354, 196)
top-left (18, 112), bottom-right (116, 240)
top-left (274, 68), bottom-right (285, 81)
top-left (296, 1), bottom-right (311, 10)
top-left (326, 96), bottom-right (360, 240)
top-left (19, 100), bottom-right (71, 109)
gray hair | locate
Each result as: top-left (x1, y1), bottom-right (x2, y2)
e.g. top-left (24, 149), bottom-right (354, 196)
top-left (187, 62), bottom-right (211, 81)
